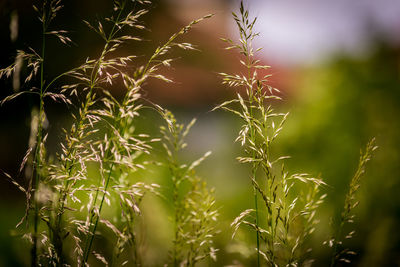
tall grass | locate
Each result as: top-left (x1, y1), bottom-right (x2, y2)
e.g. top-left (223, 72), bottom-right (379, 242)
top-left (216, 2), bottom-right (326, 265)
top-left (327, 138), bottom-right (377, 266)
top-left (0, 0), bottom-right (376, 266)
top-left (1, 0), bottom-right (72, 265)
top-left (158, 107), bottom-right (218, 266)
top-left (1, 0), bottom-right (215, 266)
top-left (216, 1), bottom-right (376, 266)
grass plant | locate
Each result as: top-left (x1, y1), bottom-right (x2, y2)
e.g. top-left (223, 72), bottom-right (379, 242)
top-left (216, 2), bottom-right (326, 265)
top-left (216, 2), bottom-right (376, 266)
top-left (1, 0), bottom-right (72, 265)
top-left (158, 107), bottom-right (218, 266)
top-left (1, 0), bottom-right (214, 266)
top-left (327, 139), bottom-right (377, 266)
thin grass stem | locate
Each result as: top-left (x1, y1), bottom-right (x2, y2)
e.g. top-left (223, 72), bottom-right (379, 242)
top-left (31, 9), bottom-right (48, 266)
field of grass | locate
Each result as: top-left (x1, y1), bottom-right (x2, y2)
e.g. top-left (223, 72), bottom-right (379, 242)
top-left (1, 0), bottom-right (399, 266)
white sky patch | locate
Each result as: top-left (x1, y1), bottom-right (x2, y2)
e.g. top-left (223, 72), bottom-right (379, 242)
top-left (229, 0), bottom-right (400, 66)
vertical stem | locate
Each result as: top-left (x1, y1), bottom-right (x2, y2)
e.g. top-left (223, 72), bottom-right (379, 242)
top-left (168, 133), bottom-right (180, 267)
top-left (82, 162), bottom-right (115, 265)
top-left (330, 220), bottom-right (344, 267)
top-left (246, 50), bottom-right (260, 267)
top-left (31, 14), bottom-right (46, 267)
top-left (253, 183), bottom-right (260, 264)
top-left (253, 174), bottom-right (260, 267)
top-left (173, 177), bottom-right (179, 267)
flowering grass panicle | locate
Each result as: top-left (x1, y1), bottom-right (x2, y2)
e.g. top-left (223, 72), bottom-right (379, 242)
top-left (327, 138), bottom-right (377, 266)
top-left (216, 1), bottom-right (326, 266)
top-left (158, 107), bottom-right (219, 266)
top-left (0, 0), bottom-right (214, 265)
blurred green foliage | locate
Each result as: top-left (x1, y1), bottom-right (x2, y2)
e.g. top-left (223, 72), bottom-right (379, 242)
top-left (275, 41), bottom-right (400, 265)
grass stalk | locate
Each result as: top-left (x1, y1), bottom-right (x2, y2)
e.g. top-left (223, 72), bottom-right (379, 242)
top-left (159, 108), bottom-right (218, 266)
top-left (82, 162), bottom-right (115, 264)
top-left (247, 38), bottom-right (261, 267)
top-left (219, 1), bottom-right (327, 265)
top-left (31, 7), bottom-right (48, 265)
top-left (329, 139), bottom-right (377, 266)
top-left (79, 6), bottom-right (126, 264)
